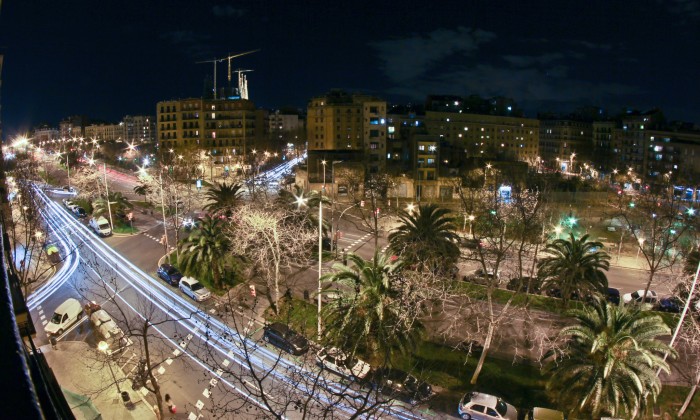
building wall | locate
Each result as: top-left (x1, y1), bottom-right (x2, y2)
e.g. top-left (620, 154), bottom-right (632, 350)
top-left (307, 91), bottom-right (387, 174)
top-left (539, 119), bottom-right (593, 171)
top-left (424, 111), bottom-right (539, 164)
top-left (156, 98), bottom-right (267, 164)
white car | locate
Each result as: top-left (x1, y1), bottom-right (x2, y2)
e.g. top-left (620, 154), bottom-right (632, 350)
top-left (316, 347), bottom-right (371, 380)
top-left (88, 306), bottom-right (132, 355)
top-left (62, 198), bottom-right (75, 208)
top-left (89, 216), bottom-right (112, 237)
top-left (179, 277), bottom-right (211, 302)
top-left (623, 289), bottom-right (659, 305)
top-left (458, 392), bottom-right (518, 420)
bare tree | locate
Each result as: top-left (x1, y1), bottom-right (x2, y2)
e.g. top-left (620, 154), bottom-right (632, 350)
top-left (231, 202), bottom-right (316, 313)
top-left (609, 183), bottom-right (698, 299)
top-left (76, 256), bottom-right (195, 419)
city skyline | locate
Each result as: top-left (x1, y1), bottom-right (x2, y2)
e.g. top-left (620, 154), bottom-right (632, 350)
top-left (1, 0), bottom-right (699, 138)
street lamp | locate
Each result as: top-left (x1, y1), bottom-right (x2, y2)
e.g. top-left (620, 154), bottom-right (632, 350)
top-left (103, 163), bottom-right (115, 231)
top-left (466, 214), bottom-right (475, 238)
top-left (98, 341), bottom-right (122, 394)
top-left (317, 187), bottom-right (323, 342)
top-left (330, 161), bottom-right (342, 255)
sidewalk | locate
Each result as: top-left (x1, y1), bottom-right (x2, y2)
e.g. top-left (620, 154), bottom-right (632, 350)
top-left (43, 341), bottom-right (156, 420)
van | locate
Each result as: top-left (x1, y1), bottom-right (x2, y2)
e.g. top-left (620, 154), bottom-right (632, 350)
top-left (89, 216), bottom-right (112, 237)
top-left (45, 298), bottom-right (84, 336)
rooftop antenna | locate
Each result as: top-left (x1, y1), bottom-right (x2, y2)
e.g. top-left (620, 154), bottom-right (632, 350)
top-left (196, 49), bottom-right (259, 99)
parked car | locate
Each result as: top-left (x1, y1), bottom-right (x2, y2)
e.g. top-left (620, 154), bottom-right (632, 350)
top-left (458, 391), bottom-right (518, 420)
top-left (62, 198), bottom-right (75, 208)
top-left (262, 322), bottom-right (309, 355)
top-left (179, 277), bottom-right (211, 302)
top-left (623, 289), bottom-right (659, 305)
top-left (72, 206), bottom-right (87, 218)
top-left (88, 216), bottom-right (112, 237)
top-left (464, 268), bottom-right (500, 286)
top-left (606, 287), bottom-right (621, 305)
top-left (157, 263), bottom-right (183, 286)
top-left (316, 347), bottom-right (371, 380)
top-left (460, 237), bottom-right (484, 250)
top-left (85, 302), bottom-right (132, 355)
top-left (526, 407), bottom-right (565, 420)
top-left (656, 296), bottom-right (682, 313)
top-left (506, 276), bottom-right (542, 294)
top-left (45, 298), bottom-right (84, 336)
top-left (371, 368), bottom-right (433, 405)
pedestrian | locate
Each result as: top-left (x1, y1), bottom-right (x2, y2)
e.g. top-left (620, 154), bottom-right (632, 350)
top-left (165, 393), bottom-right (176, 414)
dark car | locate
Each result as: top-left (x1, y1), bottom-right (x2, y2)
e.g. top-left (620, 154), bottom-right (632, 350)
top-left (606, 287), bottom-right (621, 305)
top-left (506, 276), bottom-right (542, 294)
top-left (460, 238), bottom-right (483, 250)
top-left (372, 368), bottom-right (433, 405)
top-left (656, 296), bottom-right (682, 313)
top-left (157, 263), bottom-right (183, 286)
top-left (263, 322), bottom-right (309, 355)
top-left (72, 206), bottom-right (87, 218)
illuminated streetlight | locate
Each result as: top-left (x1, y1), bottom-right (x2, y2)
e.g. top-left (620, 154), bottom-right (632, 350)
top-left (98, 341), bottom-right (122, 394)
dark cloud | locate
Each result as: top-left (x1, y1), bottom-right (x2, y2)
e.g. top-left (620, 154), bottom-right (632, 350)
top-left (372, 27), bottom-right (640, 114)
top-left (159, 30), bottom-right (213, 59)
top-left (212, 5), bottom-right (246, 18)
top-left (502, 53), bottom-right (566, 68)
top-left (662, 0), bottom-right (700, 19)
top-left (369, 27), bottom-right (496, 83)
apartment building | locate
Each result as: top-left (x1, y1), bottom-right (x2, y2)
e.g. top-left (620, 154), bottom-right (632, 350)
top-left (306, 90), bottom-right (387, 175)
top-left (156, 98), bottom-right (267, 165)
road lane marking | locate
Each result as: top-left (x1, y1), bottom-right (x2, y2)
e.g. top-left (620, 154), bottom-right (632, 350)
top-left (165, 358), bottom-right (173, 365)
top-left (173, 349), bottom-right (181, 357)
top-left (222, 359), bottom-right (230, 367)
top-left (210, 378), bottom-right (218, 387)
top-left (203, 388), bottom-right (211, 398)
top-left (158, 366), bottom-right (166, 375)
top-left (195, 400), bottom-right (204, 410)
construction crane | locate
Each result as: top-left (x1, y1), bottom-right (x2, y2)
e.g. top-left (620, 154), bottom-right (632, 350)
top-left (196, 49), bottom-right (259, 99)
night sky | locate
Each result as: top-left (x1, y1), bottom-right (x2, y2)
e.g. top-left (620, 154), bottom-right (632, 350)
top-left (1, 0), bottom-right (699, 138)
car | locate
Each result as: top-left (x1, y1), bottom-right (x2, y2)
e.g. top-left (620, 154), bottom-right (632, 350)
top-left (623, 289), bottom-right (659, 305)
top-left (464, 268), bottom-right (500, 286)
top-left (262, 322), bottom-right (309, 355)
top-left (316, 347), bottom-right (371, 380)
top-left (526, 407), bottom-right (565, 420)
top-left (62, 185), bottom-right (76, 193)
top-left (606, 287), bottom-right (621, 305)
top-left (179, 277), bottom-right (211, 302)
top-left (88, 216), bottom-right (112, 237)
top-left (157, 263), bottom-right (183, 286)
top-left (72, 206), bottom-right (87, 218)
top-left (62, 198), bottom-right (75, 208)
top-left (506, 276), bottom-right (542, 294)
top-left (656, 296), bottom-right (682, 313)
top-left (45, 298), bottom-right (84, 336)
top-left (86, 303), bottom-right (132, 355)
top-left (371, 368), bottom-right (433, 405)
top-left (458, 391), bottom-right (518, 420)
top-left (460, 237), bottom-right (484, 250)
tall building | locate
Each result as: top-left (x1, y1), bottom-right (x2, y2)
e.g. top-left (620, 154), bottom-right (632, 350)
top-left (423, 110), bottom-right (539, 165)
top-left (32, 125), bottom-right (59, 144)
top-left (83, 115), bottom-right (154, 143)
top-left (59, 115), bottom-right (88, 139)
top-left (538, 116), bottom-right (593, 172)
top-left (156, 97), bottom-right (267, 165)
top-left (307, 90), bottom-right (387, 175)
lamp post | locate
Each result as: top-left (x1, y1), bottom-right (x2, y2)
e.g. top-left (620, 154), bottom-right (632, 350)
top-left (103, 163), bottom-right (115, 231)
top-left (98, 341), bottom-right (122, 394)
top-left (467, 214), bottom-right (475, 238)
top-left (317, 186), bottom-right (323, 342)
top-left (330, 160), bottom-right (342, 255)
top-left (636, 238), bottom-right (645, 264)
top-left (159, 171), bottom-right (170, 262)
top-left (570, 152), bottom-right (576, 175)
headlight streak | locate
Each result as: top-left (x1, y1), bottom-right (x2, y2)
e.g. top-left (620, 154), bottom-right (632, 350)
top-left (32, 185), bottom-right (423, 420)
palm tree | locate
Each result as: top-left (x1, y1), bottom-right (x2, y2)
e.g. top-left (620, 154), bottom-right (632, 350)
top-left (92, 192), bottom-right (133, 220)
top-left (387, 203), bottom-right (460, 274)
top-left (178, 216), bottom-right (232, 289)
top-left (321, 253), bottom-right (420, 360)
top-left (544, 296), bottom-right (676, 418)
top-left (133, 183), bottom-right (151, 204)
top-left (537, 233), bottom-right (610, 306)
top-left (203, 182), bottom-right (244, 217)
